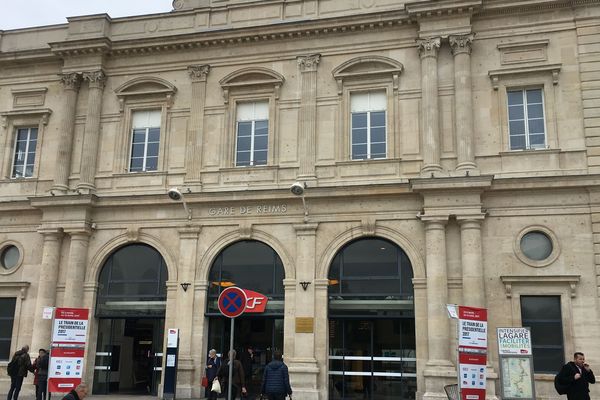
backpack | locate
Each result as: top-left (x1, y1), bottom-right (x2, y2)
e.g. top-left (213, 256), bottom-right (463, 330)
top-left (554, 373), bottom-right (570, 395)
top-left (6, 357), bottom-right (18, 377)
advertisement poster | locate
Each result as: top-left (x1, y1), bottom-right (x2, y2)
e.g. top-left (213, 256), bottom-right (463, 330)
top-left (457, 306), bottom-right (488, 400)
top-left (497, 327), bottom-right (532, 355)
top-left (48, 347), bottom-right (84, 392)
top-left (52, 308), bottom-right (89, 345)
top-left (458, 306), bottom-right (488, 352)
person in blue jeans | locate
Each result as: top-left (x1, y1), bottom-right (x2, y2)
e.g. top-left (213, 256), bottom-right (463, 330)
top-left (261, 351), bottom-right (292, 400)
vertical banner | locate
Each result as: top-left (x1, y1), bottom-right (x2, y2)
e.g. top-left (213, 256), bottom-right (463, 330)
top-left (163, 328), bottom-right (179, 400)
top-left (497, 327), bottom-right (535, 400)
top-left (458, 306), bottom-right (488, 400)
top-left (48, 308), bottom-right (89, 393)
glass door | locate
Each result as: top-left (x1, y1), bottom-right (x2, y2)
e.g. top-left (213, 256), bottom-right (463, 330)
top-left (93, 319), bottom-right (116, 395)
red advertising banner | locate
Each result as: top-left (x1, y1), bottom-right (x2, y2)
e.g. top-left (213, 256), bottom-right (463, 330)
top-left (458, 306), bottom-right (487, 400)
top-left (48, 347), bottom-right (85, 392)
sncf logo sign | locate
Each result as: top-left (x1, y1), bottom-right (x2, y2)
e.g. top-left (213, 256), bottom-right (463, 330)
top-left (242, 289), bottom-right (268, 313)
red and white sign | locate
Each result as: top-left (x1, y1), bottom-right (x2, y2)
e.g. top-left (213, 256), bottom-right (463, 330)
top-left (48, 347), bottom-right (84, 393)
top-left (218, 287), bottom-right (247, 318)
top-left (457, 306), bottom-right (488, 400)
top-left (52, 308), bottom-right (89, 345)
top-left (242, 289), bottom-right (268, 313)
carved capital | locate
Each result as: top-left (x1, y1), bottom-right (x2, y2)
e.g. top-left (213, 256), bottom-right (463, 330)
top-left (449, 34), bottom-right (474, 56)
top-left (59, 73), bottom-right (82, 91)
top-left (188, 64), bottom-right (210, 82)
top-left (417, 37), bottom-right (441, 59)
top-left (83, 70), bottom-right (106, 89)
top-left (297, 54), bottom-right (321, 72)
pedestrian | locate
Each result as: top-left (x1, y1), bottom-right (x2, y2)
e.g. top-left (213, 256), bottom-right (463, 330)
top-left (7, 345), bottom-right (34, 400)
top-left (33, 349), bottom-right (49, 400)
top-left (217, 350), bottom-right (247, 399)
top-left (60, 384), bottom-right (88, 400)
top-left (260, 350), bottom-right (292, 400)
top-left (556, 352), bottom-right (596, 400)
top-left (240, 345), bottom-right (254, 398)
top-left (205, 349), bottom-right (221, 399)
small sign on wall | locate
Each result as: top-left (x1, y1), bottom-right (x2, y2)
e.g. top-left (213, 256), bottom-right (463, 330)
top-left (295, 317), bottom-right (314, 333)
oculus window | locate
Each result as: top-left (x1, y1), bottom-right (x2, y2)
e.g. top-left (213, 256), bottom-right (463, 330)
top-left (12, 127), bottom-right (38, 178)
top-left (235, 102), bottom-right (268, 167)
top-left (1, 245), bottom-right (20, 270)
top-left (507, 88), bottom-right (546, 150)
top-left (520, 231), bottom-right (553, 261)
top-left (130, 110), bottom-right (161, 172)
top-left (351, 92), bottom-right (387, 160)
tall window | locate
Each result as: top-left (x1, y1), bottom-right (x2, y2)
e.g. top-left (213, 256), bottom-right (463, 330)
top-left (130, 110), bottom-right (161, 172)
top-left (507, 88), bottom-right (546, 150)
top-left (350, 91), bottom-right (387, 160)
top-left (236, 101), bottom-right (268, 167)
top-left (520, 295), bottom-right (564, 373)
top-left (12, 127), bottom-right (38, 178)
top-left (0, 298), bottom-right (16, 360)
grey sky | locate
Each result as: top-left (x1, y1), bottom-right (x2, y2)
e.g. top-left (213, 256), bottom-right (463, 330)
top-left (0, 1), bottom-right (173, 30)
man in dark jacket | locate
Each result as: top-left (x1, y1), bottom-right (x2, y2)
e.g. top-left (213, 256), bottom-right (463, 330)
top-left (205, 349), bottom-right (221, 399)
top-left (557, 352), bottom-right (596, 400)
top-left (35, 350), bottom-right (49, 400)
top-left (7, 345), bottom-right (34, 400)
top-left (261, 351), bottom-right (292, 400)
top-left (60, 384), bottom-right (88, 400)
top-left (217, 350), bottom-right (247, 399)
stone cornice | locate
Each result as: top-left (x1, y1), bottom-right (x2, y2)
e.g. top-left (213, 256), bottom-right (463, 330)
top-left (49, 37), bottom-right (112, 57)
top-left (406, 0), bottom-right (482, 18)
top-left (500, 275), bottom-right (580, 298)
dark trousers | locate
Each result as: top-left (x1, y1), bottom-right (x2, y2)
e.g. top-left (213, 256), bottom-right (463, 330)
top-left (224, 384), bottom-right (239, 400)
top-left (266, 394), bottom-right (286, 400)
top-left (36, 379), bottom-right (47, 400)
top-left (7, 376), bottom-right (24, 400)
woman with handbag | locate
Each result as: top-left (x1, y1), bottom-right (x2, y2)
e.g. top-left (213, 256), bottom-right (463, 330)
top-left (205, 349), bottom-right (221, 399)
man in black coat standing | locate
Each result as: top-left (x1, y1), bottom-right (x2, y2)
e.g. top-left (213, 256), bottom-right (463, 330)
top-left (7, 345), bottom-right (34, 400)
top-left (557, 352), bottom-right (596, 400)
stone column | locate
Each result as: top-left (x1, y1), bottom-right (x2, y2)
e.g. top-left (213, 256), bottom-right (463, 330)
top-left (174, 226), bottom-right (201, 398)
top-left (52, 73), bottom-right (81, 193)
top-left (289, 223), bottom-right (319, 400)
top-left (313, 278), bottom-right (329, 400)
top-left (63, 231), bottom-right (91, 308)
top-left (423, 217), bottom-right (452, 367)
top-left (417, 38), bottom-right (443, 176)
top-left (450, 34), bottom-right (477, 172)
top-left (77, 70), bottom-right (106, 194)
top-left (458, 215), bottom-right (485, 307)
top-left (185, 65), bottom-right (210, 187)
top-left (296, 54), bottom-right (321, 181)
top-left (31, 229), bottom-right (63, 351)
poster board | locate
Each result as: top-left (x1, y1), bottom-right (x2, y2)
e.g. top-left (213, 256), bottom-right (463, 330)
top-left (497, 327), bottom-right (535, 400)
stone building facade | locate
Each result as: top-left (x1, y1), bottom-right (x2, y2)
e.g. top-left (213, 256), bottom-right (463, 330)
top-left (1, 0), bottom-right (600, 399)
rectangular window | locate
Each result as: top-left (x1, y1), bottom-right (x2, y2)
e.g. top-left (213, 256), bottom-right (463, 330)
top-left (0, 298), bottom-right (16, 360)
top-left (350, 91), bottom-right (387, 160)
top-left (11, 127), bottom-right (38, 178)
top-left (507, 88), bottom-right (546, 150)
top-left (129, 110), bottom-right (161, 172)
top-left (236, 102), bottom-right (268, 167)
top-left (520, 295), bottom-right (564, 373)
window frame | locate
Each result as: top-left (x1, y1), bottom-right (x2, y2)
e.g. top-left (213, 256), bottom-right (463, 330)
top-left (0, 282), bottom-right (30, 361)
top-left (128, 109), bottom-right (162, 173)
top-left (350, 91), bottom-right (388, 161)
top-left (506, 87), bottom-right (548, 151)
top-left (0, 297), bottom-right (17, 361)
top-left (11, 126), bottom-right (39, 178)
top-left (234, 101), bottom-right (270, 167)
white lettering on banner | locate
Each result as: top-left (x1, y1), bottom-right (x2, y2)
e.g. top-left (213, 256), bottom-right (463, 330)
top-left (246, 297), bottom-right (263, 310)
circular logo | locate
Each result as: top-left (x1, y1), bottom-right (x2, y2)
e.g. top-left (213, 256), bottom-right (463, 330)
top-left (217, 287), bottom-right (247, 318)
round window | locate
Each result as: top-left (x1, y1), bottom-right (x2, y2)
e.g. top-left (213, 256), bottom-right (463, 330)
top-left (1, 245), bottom-right (20, 270)
top-left (520, 231), bottom-right (553, 261)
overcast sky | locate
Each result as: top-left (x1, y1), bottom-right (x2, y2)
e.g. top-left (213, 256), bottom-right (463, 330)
top-left (0, 1), bottom-right (173, 30)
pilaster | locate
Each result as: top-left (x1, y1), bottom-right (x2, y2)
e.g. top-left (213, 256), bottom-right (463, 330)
top-left (185, 65), bottom-right (210, 188)
top-left (77, 70), bottom-right (106, 194)
top-left (62, 230), bottom-right (92, 308)
top-left (297, 54), bottom-right (320, 182)
top-left (457, 214), bottom-right (486, 308)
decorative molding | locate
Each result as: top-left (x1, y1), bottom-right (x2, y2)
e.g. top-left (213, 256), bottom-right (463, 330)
top-left (497, 39), bottom-right (549, 65)
top-left (219, 67), bottom-right (284, 104)
top-left (0, 108), bottom-right (52, 125)
top-left (297, 54), bottom-right (321, 73)
top-left (488, 63), bottom-right (561, 90)
top-left (11, 88), bottom-right (48, 108)
top-left (293, 223), bottom-right (318, 235)
top-left (239, 222), bottom-right (253, 239)
top-left (500, 275), bottom-right (580, 298)
top-left (114, 76), bottom-right (177, 111)
top-left (59, 73), bottom-right (82, 91)
top-left (361, 218), bottom-right (377, 236)
top-left (332, 55), bottom-right (403, 95)
top-left (82, 70), bottom-right (107, 89)
top-left (188, 64), bottom-right (211, 82)
top-left (0, 281), bottom-right (30, 299)
top-left (417, 37), bottom-right (441, 59)
top-left (449, 34), bottom-right (474, 56)
top-left (126, 226), bottom-right (140, 242)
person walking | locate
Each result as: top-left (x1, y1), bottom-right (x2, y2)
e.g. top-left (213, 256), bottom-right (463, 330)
top-left (7, 345), bottom-right (34, 400)
top-left (205, 349), bottom-right (221, 399)
top-left (260, 351), bottom-right (292, 400)
top-left (35, 349), bottom-right (49, 400)
top-left (556, 352), bottom-right (596, 400)
top-left (240, 345), bottom-right (254, 398)
top-left (217, 350), bottom-right (247, 399)
top-left (60, 384), bottom-right (88, 400)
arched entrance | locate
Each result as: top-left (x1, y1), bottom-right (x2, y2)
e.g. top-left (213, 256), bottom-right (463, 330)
top-left (206, 240), bottom-right (285, 397)
top-left (328, 237), bottom-right (416, 400)
top-left (93, 244), bottom-right (168, 395)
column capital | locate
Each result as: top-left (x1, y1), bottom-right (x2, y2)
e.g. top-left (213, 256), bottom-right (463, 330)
top-left (417, 37), bottom-right (441, 59)
top-left (293, 223), bottom-right (319, 235)
top-left (83, 70), bottom-right (106, 89)
top-left (187, 64), bottom-right (210, 82)
top-left (457, 213), bottom-right (486, 224)
top-left (297, 54), bottom-right (321, 72)
top-left (59, 72), bottom-right (82, 91)
top-left (449, 34), bottom-right (475, 56)
top-left (420, 215), bottom-right (449, 227)
top-left (37, 227), bottom-right (64, 238)
top-left (178, 226), bottom-right (201, 239)
top-left (283, 278), bottom-right (297, 290)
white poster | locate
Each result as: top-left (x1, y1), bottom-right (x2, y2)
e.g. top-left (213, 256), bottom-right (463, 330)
top-left (51, 308), bottom-right (89, 345)
top-left (497, 327), bottom-right (532, 355)
top-left (459, 319), bottom-right (488, 349)
top-left (167, 328), bottom-right (178, 348)
top-left (459, 362), bottom-right (487, 389)
top-left (166, 354), bottom-right (176, 367)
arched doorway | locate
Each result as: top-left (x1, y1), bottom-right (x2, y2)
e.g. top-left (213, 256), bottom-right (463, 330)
top-left (206, 240), bottom-right (285, 397)
top-left (328, 238), bottom-right (416, 400)
top-left (93, 244), bottom-right (168, 395)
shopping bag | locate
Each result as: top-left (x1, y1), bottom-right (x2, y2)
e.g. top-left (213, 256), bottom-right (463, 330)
top-left (201, 376), bottom-right (208, 387)
top-left (211, 378), bottom-right (222, 394)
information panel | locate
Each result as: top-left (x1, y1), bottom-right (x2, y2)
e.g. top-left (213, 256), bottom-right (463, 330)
top-left (51, 308), bottom-right (89, 345)
top-left (48, 346), bottom-right (85, 391)
top-left (457, 306), bottom-right (488, 400)
top-left (497, 327), bottom-right (535, 400)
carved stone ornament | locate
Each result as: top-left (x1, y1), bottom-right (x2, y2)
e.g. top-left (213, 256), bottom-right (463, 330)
top-left (417, 37), bottom-right (441, 59)
top-left (297, 54), bottom-right (321, 72)
top-left (450, 34), bottom-right (475, 56)
top-left (83, 70), bottom-right (107, 88)
top-left (188, 64), bottom-right (210, 82)
top-left (59, 73), bottom-right (82, 91)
